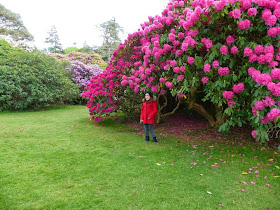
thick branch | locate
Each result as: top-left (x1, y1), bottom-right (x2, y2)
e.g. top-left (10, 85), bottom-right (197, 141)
top-left (161, 97), bottom-right (182, 118)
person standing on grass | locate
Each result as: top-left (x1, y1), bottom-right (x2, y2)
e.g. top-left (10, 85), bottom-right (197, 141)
top-left (140, 91), bottom-right (158, 143)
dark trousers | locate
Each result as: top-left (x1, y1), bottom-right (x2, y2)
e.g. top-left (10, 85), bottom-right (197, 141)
top-left (144, 124), bottom-right (156, 137)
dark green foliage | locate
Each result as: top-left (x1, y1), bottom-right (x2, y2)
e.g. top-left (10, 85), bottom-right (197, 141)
top-left (0, 39), bottom-right (80, 111)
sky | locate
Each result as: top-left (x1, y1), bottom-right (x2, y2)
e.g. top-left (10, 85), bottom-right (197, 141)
top-left (1, 0), bottom-right (170, 50)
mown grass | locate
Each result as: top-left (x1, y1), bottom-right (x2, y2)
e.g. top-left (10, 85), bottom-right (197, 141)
top-left (0, 106), bottom-right (279, 209)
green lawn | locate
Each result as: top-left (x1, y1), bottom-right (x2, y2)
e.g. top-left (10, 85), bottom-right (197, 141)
top-left (0, 106), bottom-right (279, 209)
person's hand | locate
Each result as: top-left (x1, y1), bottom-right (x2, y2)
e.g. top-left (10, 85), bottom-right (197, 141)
top-left (140, 120), bottom-right (143, 124)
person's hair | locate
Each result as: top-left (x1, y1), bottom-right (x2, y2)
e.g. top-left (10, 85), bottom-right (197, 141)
top-left (142, 95), bottom-right (156, 102)
top-left (145, 91), bottom-right (153, 98)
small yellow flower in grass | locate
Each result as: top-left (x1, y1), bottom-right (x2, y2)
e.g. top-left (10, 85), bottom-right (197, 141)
top-left (268, 159), bottom-right (274, 162)
top-left (242, 172), bottom-right (249, 175)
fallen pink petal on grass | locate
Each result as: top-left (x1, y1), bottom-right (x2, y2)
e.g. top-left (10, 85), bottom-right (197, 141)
top-left (243, 182), bottom-right (248, 185)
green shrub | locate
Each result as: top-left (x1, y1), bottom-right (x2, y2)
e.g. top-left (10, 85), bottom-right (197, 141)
top-left (0, 39), bottom-right (80, 111)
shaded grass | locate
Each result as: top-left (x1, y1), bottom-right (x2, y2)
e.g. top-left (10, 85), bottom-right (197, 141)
top-left (0, 106), bottom-right (279, 209)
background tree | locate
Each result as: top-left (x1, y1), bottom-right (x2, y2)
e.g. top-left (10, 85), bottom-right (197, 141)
top-left (45, 25), bottom-right (63, 53)
top-left (78, 41), bottom-right (94, 53)
top-left (0, 4), bottom-right (34, 45)
top-left (96, 17), bottom-right (124, 62)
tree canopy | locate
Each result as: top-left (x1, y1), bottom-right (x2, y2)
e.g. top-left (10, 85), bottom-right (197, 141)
top-left (0, 4), bottom-right (34, 43)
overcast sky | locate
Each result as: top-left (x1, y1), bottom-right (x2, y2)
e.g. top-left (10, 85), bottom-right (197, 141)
top-left (1, 0), bottom-right (169, 49)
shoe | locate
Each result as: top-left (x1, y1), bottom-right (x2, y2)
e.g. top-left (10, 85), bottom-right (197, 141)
top-left (145, 136), bottom-right (149, 142)
top-left (153, 137), bottom-right (157, 143)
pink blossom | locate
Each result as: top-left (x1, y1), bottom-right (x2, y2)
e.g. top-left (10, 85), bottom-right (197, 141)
top-left (181, 43), bottom-right (188, 51)
top-left (248, 8), bottom-right (257, 16)
top-left (251, 130), bottom-right (257, 138)
top-left (267, 108), bottom-right (280, 121)
top-left (121, 80), bottom-right (128, 86)
top-left (232, 83), bottom-right (244, 93)
top-left (163, 44), bottom-right (171, 52)
top-left (212, 60), bottom-right (219, 68)
top-left (220, 45), bottom-right (228, 55)
top-left (265, 53), bottom-right (273, 63)
top-left (257, 55), bottom-right (267, 64)
top-left (218, 67), bottom-right (230, 76)
top-left (204, 64), bottom-right (211, 73)
top-left (254, 45), bottom-right (264, 55)
top-left (264, 96), bottom-right (275, 107)
top-left (231, 46), bottom-right (239, 54)
top-left (180, 66), bottom-right (186, 73)
top-left (255, 73), bottom-right (272, 86)
top-left (264, 46), bottom-right (274, 54)
top-left (202, 76), bottom-right (209, 84)
top-left (223, 91), bottom-right (234, 100)
top-left (178, 32), bottom-right (185, 39)
top-left (262, 9), bottom-right (272, 22)
top-left (266, 184), bottom-right (272, 187)
top-left (187, 57), bottom-right (195, 64)
top-left (177, 75), bottom-right (185, 81)
top-left (165, 81), bottom-right (173, 89)
top-left (241, 0), bottom-right (251, 10)
top-left (173, 67), bottom-right (180, 73)
top-left (244, 47), bottom-right (253, 56)
top-left (179, 1), bottom-right (184, 7)
top-left (266, 15), bottom-right (277, 27)
top-left (238, 19), bottom-right (251, 30)
top-left (201, 38), bottom-right (213, 49)
top-left (231, 9), bottom-right (241, 19)
top-left (168, 33), bottom-right (175, 42)
top-left (273, 9), bottom-right (280, 18)
top-left (178, 92), bottom-right (184, 98)
top-left (249, 54), bottom-right (258, 63)
top-left (226, 35), bottom-right (235, 45)
top-left (176, 50), bottom-right (183, 57)
top-left (271, 68), bottom-right (280, 80)
top-left (267, 27), bottom-right (280, 37)
top-left (255, 101), bottom-right (265, 111)
top-left (159, 77), bottom-right (165, 83)
top-left (243, 181), bottom-right (248, 185)
top-left (268, 61), bottom-right (278, 68)
top-left (170, 60), bottom-right (177, 67)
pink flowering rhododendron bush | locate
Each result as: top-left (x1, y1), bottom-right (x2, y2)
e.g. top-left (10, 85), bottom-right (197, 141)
top-left (49, 51), bottom-right (107, 67)
top-left (82, 0), bottom-right (280, 143)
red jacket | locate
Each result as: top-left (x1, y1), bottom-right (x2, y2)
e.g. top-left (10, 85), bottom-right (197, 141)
top-left (140, 100), bottom-right (158, 124)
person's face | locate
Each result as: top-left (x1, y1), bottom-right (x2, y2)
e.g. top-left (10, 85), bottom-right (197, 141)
top-left (145, 93), bottom-right (151, 100)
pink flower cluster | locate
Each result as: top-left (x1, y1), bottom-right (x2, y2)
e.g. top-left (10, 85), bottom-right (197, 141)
top-left (218, 67), bottom-right (230, 76)
top-left (223, 91), bottom-right (236, 107)
top-left (238, 19), bottom-right (251, 30)
top-left (220, 45), bottom-right (228, 55)
top-left (202, 76), bottom-right (209, 84)
top-left (204, 63), bottom-right (211, 73)
top-left (232, 83), bottom-right (244, 93)
top-left (243, 45), bottom-right (277, 65)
